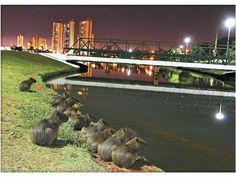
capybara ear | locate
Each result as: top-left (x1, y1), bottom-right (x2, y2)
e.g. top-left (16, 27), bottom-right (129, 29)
top-left (30, 77), bottom-right (37, 83)
top-left (56, 111), bottom-right (69, 122)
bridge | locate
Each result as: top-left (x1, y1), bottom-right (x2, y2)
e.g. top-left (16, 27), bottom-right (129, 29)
top-left (40, 38), bottom-right (236, 70)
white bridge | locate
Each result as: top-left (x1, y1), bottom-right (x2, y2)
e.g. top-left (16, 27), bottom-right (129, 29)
top-left (39, 53), bottom-right (236, 71)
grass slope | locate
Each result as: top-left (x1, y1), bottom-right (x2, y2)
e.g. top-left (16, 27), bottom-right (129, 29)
top-left (1, 51), bottom-right (107, 172)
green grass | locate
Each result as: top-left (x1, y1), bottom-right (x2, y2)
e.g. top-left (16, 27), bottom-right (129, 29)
top-left (1, 51), bottom-right (108, 172)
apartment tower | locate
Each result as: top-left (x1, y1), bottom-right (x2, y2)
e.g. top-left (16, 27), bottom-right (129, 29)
top-left (32, 36), bottom-right (47, 50)
top-left (77, 18), bottom-right (94, 49)
top-left (64, 19), bottom-right (75, 48)
top-left (51, 20), bottom-right (64, 53)
top-left (17, 34), bottom-right (24, 47)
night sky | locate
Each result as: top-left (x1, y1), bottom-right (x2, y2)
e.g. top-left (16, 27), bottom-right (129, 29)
top-left (1, 5), bottom-right (235, 47)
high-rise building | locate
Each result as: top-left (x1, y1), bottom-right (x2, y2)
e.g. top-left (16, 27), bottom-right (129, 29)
top-left (64, 19), bottom-right (75, 48)
top-left (40, 38), bottom-right (47, 50)
top-left (32, 36), bottom-right (47, 50)
top-left (51, 20), bottom-right (64, 53)
top-left (17, 34), bottom-right (24, 47)
top-left (77, 18), bottom-right (94, 49)
top-left (27, 41), bottom-right (32, 49)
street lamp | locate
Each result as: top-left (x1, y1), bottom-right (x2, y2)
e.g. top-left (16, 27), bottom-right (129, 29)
top-left (179, 45), bottom-right (184, 49)
top-left (184, 37), bottom-right (191, 54)
top-left (225, 18), bottom-right (235, 57)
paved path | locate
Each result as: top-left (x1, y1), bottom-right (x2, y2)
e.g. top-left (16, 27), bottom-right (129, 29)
top-left (40, 53), bottom-right (236, 71)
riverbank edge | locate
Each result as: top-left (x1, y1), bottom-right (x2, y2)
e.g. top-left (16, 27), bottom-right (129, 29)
top-left (41, 68), bottom-right (80, 82)
top-left (177, 67), bottom-right (235, 80)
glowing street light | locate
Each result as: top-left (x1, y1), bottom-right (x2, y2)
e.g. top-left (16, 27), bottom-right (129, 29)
top-left (184, 37), bottom-right (191, 54)
top-left (184, 37), bottom-right (191, 44)
top-left (225, 18), bottom-right (235, 57)
top-left (225, 18), bottom-right (235, 28)
top-left (128, 49), bottom-right (133, 53)
top-left (215, 104), bottom-right (225, 120)
top-left (179, 45), bottom-right (184, 49)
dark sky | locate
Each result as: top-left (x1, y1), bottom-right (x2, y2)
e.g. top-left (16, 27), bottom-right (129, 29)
top-left (1, 5), bottom-right (235, 47)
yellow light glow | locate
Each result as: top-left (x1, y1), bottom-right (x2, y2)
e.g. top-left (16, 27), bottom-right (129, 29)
top-left (121, 67), bottom-right (125, 73)
top-left (148, 70), bottom-right (152, 76)
top-left (91, 63), bottom-right (96, 68)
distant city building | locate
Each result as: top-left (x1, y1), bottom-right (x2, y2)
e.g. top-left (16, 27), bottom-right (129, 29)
top-left (40, 38), bottom-right (47, 50)
top-left (77, 18), bottom-right (94, 49)
top-left (32, 36), bottom-right (47, 50)
top-left (17, 34), bottom-right (24, 47)
top-left (64, 19), bottom-right (75, 48)
top-left (27, 41), bottom-right (32, 49)
top-left (51, 20), bottom-right (64, 53)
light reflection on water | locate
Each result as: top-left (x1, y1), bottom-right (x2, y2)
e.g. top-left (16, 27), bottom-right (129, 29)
top-left (64, 62), bottom-right (234, 91)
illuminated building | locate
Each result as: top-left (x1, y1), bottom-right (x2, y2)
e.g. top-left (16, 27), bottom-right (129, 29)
top-left (64, 19), bottom-right (75, 48)
top-left (32, 36), bottom-right (47, 50)
top-left (77, 18), bottom-right (94, 49)
top-left (40, 38), bottom-right (47, 50)
top-left (51, 20), bottom-right (64, 53)
top-left (17, 34), bottom-right (24, 47)
top-left (27, 41), bottom-right (32, 49)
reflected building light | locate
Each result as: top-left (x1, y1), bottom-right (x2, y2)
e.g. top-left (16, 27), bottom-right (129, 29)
top-left (127, 68), bottom-right (131, 76)
top-left (78, 91), bottom-right (83, 95)
top-left (112, 63), bottom-right (117, 70)
top-left (121, 67), bottom-right (125, 73)
top-left (149, 66), bottom-right (153, 70)
top-left (150, 57), bottom-right (154, 60)
top-left (215, 104), bottom-right (225, 120)
top-left (151, 50), bottom-right (155, 53)
top-left (209, 78), bottom-right (214, 86)
top-left (91, 63), bottom-right (96, 68)
top-left (148, 70), bottom-right (153, 76)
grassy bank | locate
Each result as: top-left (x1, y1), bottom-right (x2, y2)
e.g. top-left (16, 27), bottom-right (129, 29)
top-left (1, 51), bottom-right (108, 172)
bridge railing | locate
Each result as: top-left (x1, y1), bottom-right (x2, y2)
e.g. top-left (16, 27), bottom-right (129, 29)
top-left (64, 38), bottom-right (235, 65)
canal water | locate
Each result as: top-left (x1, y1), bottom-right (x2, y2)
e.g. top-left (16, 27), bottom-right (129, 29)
top-left (46, 63), bottom-right (235, 172)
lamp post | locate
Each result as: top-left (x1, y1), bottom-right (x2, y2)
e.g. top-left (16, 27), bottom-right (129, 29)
top-left (213, 29), bottom-right (219, 56)
top-left (184, 37), bottom-right (191, 54)
top-left (225, 18), bottom-right (235, 57)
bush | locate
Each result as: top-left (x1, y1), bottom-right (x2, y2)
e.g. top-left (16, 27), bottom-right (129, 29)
top-left (58, 123), bottom-right (80, 145)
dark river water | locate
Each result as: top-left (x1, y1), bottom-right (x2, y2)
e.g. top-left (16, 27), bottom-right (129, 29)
top-left (46, 63), bottom-right (235, 172)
